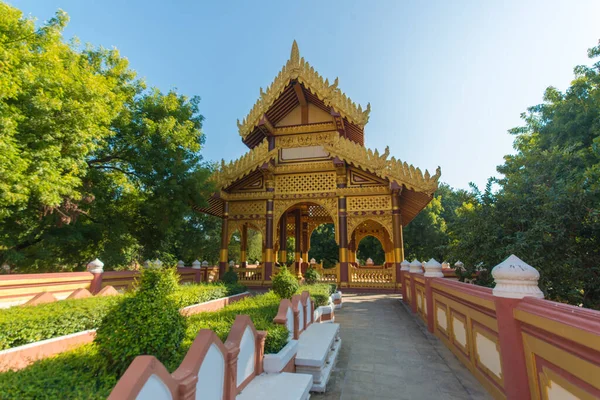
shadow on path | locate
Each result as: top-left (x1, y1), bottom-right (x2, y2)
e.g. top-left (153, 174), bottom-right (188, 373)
top-left (312, 293), bottom-right (492, 400)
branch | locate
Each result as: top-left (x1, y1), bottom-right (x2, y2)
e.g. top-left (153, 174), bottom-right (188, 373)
top-left (90, 164), bottom-right (140, 178)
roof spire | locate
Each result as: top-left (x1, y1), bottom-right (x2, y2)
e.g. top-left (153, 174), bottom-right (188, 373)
top-left (290, 40), bottom-right (300, 65)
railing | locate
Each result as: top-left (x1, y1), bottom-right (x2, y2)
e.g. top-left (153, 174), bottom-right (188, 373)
top-left (235, 266), bottom-right (263, 284)
top-left (313, 263), bottom-right (340, 283)
top-left (349, 264), bottom-right (395, 289)
top-left (402, 255), bottom-right (600, 400)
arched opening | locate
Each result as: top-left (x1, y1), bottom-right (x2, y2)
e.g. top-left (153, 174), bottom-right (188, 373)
top-left (308, 223), bottom-right (337, 268)
top-left (349, 219), bottom-right (394, 268)
top-left (227, 223), bottom-right (263, 266)
top-left (274, 201), bottom-right (337, 276)
top-left (356, 235), bottom-right (385, 266)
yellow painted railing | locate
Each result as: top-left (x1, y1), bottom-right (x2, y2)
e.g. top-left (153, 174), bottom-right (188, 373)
top-left (313, 263), bottom-right (340, 283)
top-left (349, 265), bottom-right (395, 289)
top-left (235, 266), bottom-right (263, 284)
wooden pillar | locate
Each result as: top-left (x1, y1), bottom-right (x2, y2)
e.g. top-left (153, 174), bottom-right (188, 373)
top-left (264, 199), bottom-right (274, 282)
top-left (294, 209), bottom-right (302, 273)
top-left (338, 196), bottom-right (349, 286)
top-left (219, 201), bottom-right (229, 278)
top-left (301, 210), bottom-right (309, 262)
top-left (278, 212), bottom-right (287, 264)
top-left (240, 224), bottom-right (247, 267)
top-left (392, 190), bottom-right (404, 289)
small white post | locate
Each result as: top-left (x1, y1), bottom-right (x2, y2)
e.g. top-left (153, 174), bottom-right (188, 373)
top-left (491, 255), bottom-right (544, 299)
top-left (86, 258), bottom-right (104, 274)
top-left (400, 260), bottom-right (410, 271)
top-left (177, 260), bottom-right (185, 268)
top-left (409, 259), bottom-right (423, 274)
top-left (201, 260), bottom-right (209, 267)
top-left (424, 258), bottom-right (444, 278)
top-left (192, 260), bottom-right (201, 269)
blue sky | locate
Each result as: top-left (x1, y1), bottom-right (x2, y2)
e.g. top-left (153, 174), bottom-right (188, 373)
top-left (9, 0), bottom-right (600, 189)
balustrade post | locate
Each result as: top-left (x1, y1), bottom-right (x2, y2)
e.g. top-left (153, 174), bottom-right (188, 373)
top-left (87, 259), bottom-right (104, 294)
top-left (391, 190), bottom-right (404, 292)
top-left (338, 196), bottom-right (349, 287)
top-left (400, 260), bottom-right (410, 304)
top-left (492, 255), bottom-right (543, 400)
top-left (424, 258), bottom-right (443, 332)
top-left (409, 259), bottom-right (422, 313)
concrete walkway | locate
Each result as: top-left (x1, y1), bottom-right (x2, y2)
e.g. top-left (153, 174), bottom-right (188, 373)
top-left (313, 293), bottom-right (492, 400)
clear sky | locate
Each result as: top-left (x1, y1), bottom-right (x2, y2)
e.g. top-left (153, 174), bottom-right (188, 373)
top-left (9, 0), bottom-right (600, 189)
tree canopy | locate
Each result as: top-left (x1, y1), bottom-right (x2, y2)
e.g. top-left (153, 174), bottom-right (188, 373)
top-left (0, 5), bottom-right (217, 271)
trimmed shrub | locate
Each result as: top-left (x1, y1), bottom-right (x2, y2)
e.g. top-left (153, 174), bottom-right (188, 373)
top-left (296, 283), bottom-right (334, 307)
top-left (184, 291), bottom-right (288, 355)
top-left (303, 267), bottom-right (320, 285)
top-left (169, 283), bottom-right (246, 308)
top-left (0, 344), bottom-right (116, 399)
top-left (272, 266), bottom-right (299, 299)
top-left (221, 267), bottom-right (238, 285)
top-left (0, 296), bottom-right (119, 350)
top-left (95, 268), bottom-right (186, 374)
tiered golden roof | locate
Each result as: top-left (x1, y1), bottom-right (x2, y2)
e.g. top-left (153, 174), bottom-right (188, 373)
top-left (325, 136), bottom-right (441, 194)
top-left (211, 135), bottom-right (441, 195)
top-left (237, 41), bottom-right (371, 138)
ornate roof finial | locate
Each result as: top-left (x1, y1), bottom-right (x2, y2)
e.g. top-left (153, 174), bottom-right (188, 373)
top-left (290, 40), bottom-right (300, 65)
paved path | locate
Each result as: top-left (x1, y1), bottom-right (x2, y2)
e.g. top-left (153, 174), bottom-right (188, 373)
top-left (313, 293), bottom-right (492, 400)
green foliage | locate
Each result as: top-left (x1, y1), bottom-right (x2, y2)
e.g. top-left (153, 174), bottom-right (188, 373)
top-left (222, 267), bottom-right (239, 285)
top-left (304, 267), bottom-right (320, 285)
top-left (168, 282), bottom-right (246, 308)
top-left (95, 269), bottom-right (186, 374)
top-left (0, 344), bottom-right (116, 399)
top-left (184, 291), bottom-right (288, 355)
top-left (0, 295), bottom-right (119, 350)
top-left (356, 236), bottom-right (385, 265)
top-left (296, 283), bottom-right (334, 307)
top-left (0, 4), bottom-right (217, 272)
top-left (0, 281), bottom-right (238, 351)
top-left (272, 266), bottom-right (299, 299)
top-left (135, 267), bottom-right (179, 297)
top-left (308, 224), bottom-right (338, 268)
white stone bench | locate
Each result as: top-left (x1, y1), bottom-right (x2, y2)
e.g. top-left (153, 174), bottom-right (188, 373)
top-left (294, 292), bottom-right (342, 392)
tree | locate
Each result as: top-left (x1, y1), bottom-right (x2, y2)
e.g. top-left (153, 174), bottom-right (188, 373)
top-left (308, 224), bottom-right (337, 268)
top-left (0, 5), bottom-right (216, 271)
top-left (356, 236), bottom-right (385, 265)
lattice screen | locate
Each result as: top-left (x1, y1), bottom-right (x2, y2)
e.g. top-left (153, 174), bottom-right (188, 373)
top-left (229, 201), bottom-right (265, 216)
top-left (347, 195), bottom-right (392, 212)
top-left (275, 172), bottom-right (336, 194)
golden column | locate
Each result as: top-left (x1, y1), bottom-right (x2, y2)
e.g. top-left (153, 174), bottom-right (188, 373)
top-left (219, 201), bottom-right (229, 277)
top-left (391, 188), bottom-right (404, 287)
top-left (240, 224), bottom-right (248, 267)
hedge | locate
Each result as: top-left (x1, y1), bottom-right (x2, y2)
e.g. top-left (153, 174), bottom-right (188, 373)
top-left (297, 283), bottom-right (337, 307)
top-left (0, 291), bottom-right (285, 399)
top-left (183, 291), bottom-right (288, 356)
top-left (0, 282), bottom-right (246, 350)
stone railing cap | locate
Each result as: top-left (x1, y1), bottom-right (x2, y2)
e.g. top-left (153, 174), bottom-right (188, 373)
top-left (425, 258), bottom-right (441, 268)
top-left (492, 254), bottom-right (539, 281)
top-left (409, 259), bottom-right (422, 267)
top-left (400, 260), bottom-right (410, 266)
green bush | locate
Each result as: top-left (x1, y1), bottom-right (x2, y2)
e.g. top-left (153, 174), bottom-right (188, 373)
top-left (303, 267), bottom-right (320, 285)
top-left (0, 344), bottom-right (116, 399)
top-left (296, 283), bottom-right (334, 307)
top-left (0, 278), bottom-right (243, 351)
top-left (222, 267), bottom-right (238, 285)
top-left (95, 268), bottom-right (186, 374)
top-left (0, 295), bottom-right (119, 350)
top-left (169, 282), bottom-right (246, 308)
top-left (185, 291), bottom-right (288, 354)
top-left (134, 266), bottom-right (179, 297)
top-left (272, 266), bottom-right (299, 299)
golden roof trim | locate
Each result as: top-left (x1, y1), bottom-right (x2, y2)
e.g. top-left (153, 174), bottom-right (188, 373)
top-left (324, 136), bottom-right (441, 195)
top-left (210, 140), bottom-right (277, 189)
top-left (237, 40), bottom-right (371, 138)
